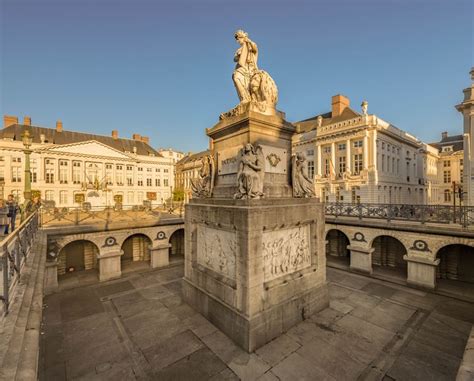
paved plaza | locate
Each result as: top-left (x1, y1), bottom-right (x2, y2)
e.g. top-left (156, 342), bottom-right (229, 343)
top-left (39, 264), bottom-right (474, 380)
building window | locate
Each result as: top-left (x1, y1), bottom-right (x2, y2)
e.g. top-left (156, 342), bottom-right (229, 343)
top-left (86, 163), bottom-right (100, 185)
top-left (382, 142), bottom-right (385, 150)
top-left (147, 168), bottom-right (152, 172)
top-left (338, 156), bottom-right (346, 174)
top-left (30, 159), bottom-right (37, 183)
top-left (59, 191), bottom-right (68, 205)
top-left (307, 160), bottom-right (315, 179)
top-left (59, 160), bottom-right (68, 184)
top-left (156, 178), bottom-right (161, 187)
top-left (338, 143), bottom-right (346, 151)
top-left (461, 169), bottom-right (464, 183)
top-left (164, 169), bottom-right (169, 173)
top-left (382, 155), bottom-right (385, 172)
top-left (45, 190), bottom-right (54, 201)
top-left (323, 146), bottom-right (331, 154)
top-left (354, 140), bottom-right (363, 148)
top-left (72, 161), bottom-right (82, 184)
top-left (306, 149), bottom-right (314, 156)
top-left (147, 178), bottom-right (152, 186)
top-left (45, 169), bottom-right (54, 184)
top-left (324, 159), bottom-right (330, 176)
top-left (443, 170), bottom-right (451, 183)
top-left (12, 157), bottom-right (21, 163)
top-left (444, 189), bottom-right (451, 202)
top-left (137, 174), bottom-right (143, 186)
top-left (11, 167), bottom-right (22, 183)
top-left (127, 174), bottom-right (133, 186)
top-left (443, 160), bottom-right (450, 168)
top-left (138, 167), bottom-right (143, 172)
top-left (353, 154), bottom-right (363, 174)
top-left (126, 165), bottom-right (133, 171)
top-left (351, 186), bottom-right (360, 203)
top-left (164, 178), bottom-right (169, 187)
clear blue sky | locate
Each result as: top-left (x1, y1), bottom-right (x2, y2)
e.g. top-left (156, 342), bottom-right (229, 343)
top-left (1, 0), bottom-right (473, 153)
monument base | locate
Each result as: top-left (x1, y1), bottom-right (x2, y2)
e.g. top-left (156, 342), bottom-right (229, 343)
top-left (183, 198), bottom-right (329, 352)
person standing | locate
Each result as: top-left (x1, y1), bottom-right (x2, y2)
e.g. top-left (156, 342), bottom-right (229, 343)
top-left (0, 200), bottom-right (9, 237)
top-left (5, 194), bottom-right (19, 234)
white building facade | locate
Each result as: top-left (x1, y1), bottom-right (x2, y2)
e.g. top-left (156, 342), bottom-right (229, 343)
top-left (0, 116), bottom-right (179, 208)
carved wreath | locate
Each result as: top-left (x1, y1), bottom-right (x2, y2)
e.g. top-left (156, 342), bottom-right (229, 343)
top-left (266, 153), bottom-right (281, 167)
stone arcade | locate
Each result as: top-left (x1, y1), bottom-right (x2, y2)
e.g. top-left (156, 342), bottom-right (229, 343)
top-left (182, 30), bottom-right (329, 352)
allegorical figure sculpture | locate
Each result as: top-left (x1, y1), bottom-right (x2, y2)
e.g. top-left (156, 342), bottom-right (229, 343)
top-left (221, 30), bottom-right (278, 119)
top-left (234, 143), bottom-right (265, 199)
top-left (191, 155), bottom-right (215, 198)
top-left (292, 152), bottom-right (315, 198)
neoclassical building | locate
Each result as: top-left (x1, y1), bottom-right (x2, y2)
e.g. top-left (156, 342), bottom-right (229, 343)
top-left (0, 115), bottom-right (179, 208)
top-left (292, 95), bottom-right (432, 204)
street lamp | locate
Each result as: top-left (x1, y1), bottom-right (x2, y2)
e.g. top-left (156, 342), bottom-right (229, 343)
top-left (21, 129), bottom-right (33, 205)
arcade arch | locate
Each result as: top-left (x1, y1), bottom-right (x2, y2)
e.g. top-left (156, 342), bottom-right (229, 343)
top-left (371, 235), bottom-right (407, 276)
top-left (58, 240), bottom-right (99, 276)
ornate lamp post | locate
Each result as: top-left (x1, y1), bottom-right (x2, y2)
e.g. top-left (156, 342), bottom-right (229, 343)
top-left (21, 129), bottom-right (33, 204)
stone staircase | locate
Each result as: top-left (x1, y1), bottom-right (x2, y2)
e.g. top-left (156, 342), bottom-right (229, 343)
top-left (0, 231), bottom-right (47, 381)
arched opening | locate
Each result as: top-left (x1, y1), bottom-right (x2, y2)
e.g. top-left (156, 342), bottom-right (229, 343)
top-left (121, 234), bottom-right (152, 272)
top-left (58, 240), bottom-right (99, 281)
top-left (437, 244), bottom-right (474, 287)
top-left (372, 235), bottom-right (407, 279)
top-left (325, 229), bottom-right (350, 268)
top-left (169, 229), bottom-right (185, 263)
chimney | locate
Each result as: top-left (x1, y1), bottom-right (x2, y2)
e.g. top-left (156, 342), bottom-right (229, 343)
top-left (56, 120), bottom-right (63, 132)
top-left (4, 115), bottom-right (18, 128)
top-left (331, 94), bottom-right (350, 117)
top-left (441, 131), bottom-right (448, 140)
top-left (141, 136), bottom-right (150, 144)
top-left (23, 116), bottom-right (31, 126)
top-left (132, 133), bottom-right (141, 141)
top-left (112, 130), bottom-right (118, 139)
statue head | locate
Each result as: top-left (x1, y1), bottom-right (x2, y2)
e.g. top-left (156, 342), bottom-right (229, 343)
top-left (234, 30), bottom-right (248, 44)
top-left (244, 143), bottom-right (253, 153)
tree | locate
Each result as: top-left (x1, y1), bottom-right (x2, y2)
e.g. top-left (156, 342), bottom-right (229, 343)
top-left (173, 188), bottom-right (185, 202)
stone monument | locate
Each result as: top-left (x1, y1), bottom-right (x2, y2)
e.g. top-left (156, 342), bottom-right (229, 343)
top-left (183, 30), bottom-right (329, 352)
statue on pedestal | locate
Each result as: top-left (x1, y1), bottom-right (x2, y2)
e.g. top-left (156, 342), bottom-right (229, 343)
top-left (220, 30), bottom-right (278, 120)
top-left (292, 152), bottom-right (315, 198)
top-left (191, 155), bottom-right (215, 198)
top-left (234, 143), bottom-right (265, 199)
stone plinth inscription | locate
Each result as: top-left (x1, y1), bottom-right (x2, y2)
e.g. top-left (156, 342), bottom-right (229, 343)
top-left (262, 225), bottom-right (311, 282)
top-left (197, 225), bottom-right (236, 280)
top-left (218, 148), bottom-right (240, 175)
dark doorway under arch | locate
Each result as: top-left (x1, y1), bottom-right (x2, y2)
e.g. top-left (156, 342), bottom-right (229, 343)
top-left (169, 229), bottom-right (184, 263)
top-left (58, 240), bottom-right (99, 277)
top-left (121, 234), bottom-right (152, 271)
top-left (437, 244), bottom-right (474, 284)
top-left (372, 235), bottom-right (407, 278)
top-left (326, 229), bottom-right (350, 267)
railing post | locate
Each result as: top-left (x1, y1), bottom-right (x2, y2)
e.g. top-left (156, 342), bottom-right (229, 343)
top-left (420, 205), bottom-right (426, 225)
top-left (75, 207), bottom-right (79, 225)
top-left (358, 203), bottom-right (362, 220)
top-left (1, 250), bottom-right (8, 316)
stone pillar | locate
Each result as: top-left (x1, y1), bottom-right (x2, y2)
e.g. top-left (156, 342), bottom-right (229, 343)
top-left (404, 253), bottom-right (440, 289)
top-left (316, 144), bottom-right (322, 176)
top-left (348, 245), bottom-right (373, 274)
top-left (44, 261), bottom-right (58, 293)
top-left (98, 249), bottom-right (122, 282)
top-left (346, 138), bottom-right (351, 174)
top-left (363, 132), bottom-right (369, 169)
top-left (331, 142), bottom-right (336, 174)
top-left (150, 243), bottom-right (171, 268)
top-left (372, 130), bottom-right (377, 171)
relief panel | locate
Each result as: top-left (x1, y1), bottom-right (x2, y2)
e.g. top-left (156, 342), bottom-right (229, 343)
top-left (197, 225), bottom-right (237, 280)
top-left (262, 225), bottom-right (311, 282)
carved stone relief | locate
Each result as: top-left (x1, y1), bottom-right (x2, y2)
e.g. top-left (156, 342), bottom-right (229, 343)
top-left (262, 225), bottom-right (312, 282)
top-left (197, 225), bottom-right (237, 280)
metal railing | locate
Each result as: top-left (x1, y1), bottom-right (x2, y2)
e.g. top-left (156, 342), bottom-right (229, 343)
top-left (1, 211), bottom-right (39, 315)
top-left (325, 202), bottom-right (474, 228)
top-left (40, 204), bottom-right (184, 227)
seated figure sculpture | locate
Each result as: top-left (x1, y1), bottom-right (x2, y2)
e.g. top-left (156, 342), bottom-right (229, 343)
top-left (220, 30), bottom-right (278, 119)
top-left (191, 155), bottom-right (215, 198)
top-left (292, 152), bottom-right (316, 198)
top-left (234, 143), bottom-right (265, 199)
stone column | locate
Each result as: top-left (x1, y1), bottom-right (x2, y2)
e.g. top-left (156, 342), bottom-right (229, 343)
top-left (404, 253), bottom-right (440, 289)
top-left (372, 130), bottom-right (377, 170)
top-left (331, 142), bottom-right (336, 174)
top-left (98, 249), bottom-right (122, 282)
top-left (363, 132), bottom-right (369, 169)
top-left (346, 138), bottom-right (351, 174)
top-left (348, 245), bottom-right (373, 274)
top-left (44, 261), bottom-right (58, 293)
top-left (150, 243), bottom-right (171, 268)
top-left (316, 144), bottom-right (322, 176)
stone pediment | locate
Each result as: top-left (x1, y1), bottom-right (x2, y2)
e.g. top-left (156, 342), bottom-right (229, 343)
top-left (41, 140), bottom-right (133, 159)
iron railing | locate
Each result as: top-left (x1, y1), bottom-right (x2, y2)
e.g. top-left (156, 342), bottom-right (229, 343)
top-left (40, 204), bottom-right (184, 227)
top-left (325, 202), bottom-right (474, 228)
top-left (0, 211), bottom-right (39, 315)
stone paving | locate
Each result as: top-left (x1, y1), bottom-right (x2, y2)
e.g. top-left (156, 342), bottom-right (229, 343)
top-left (39, 264), bottom-right (474, 380)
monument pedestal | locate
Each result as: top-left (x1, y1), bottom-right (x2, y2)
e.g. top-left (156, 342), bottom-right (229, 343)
top-left (183, 198), bottom-right (328, 352)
